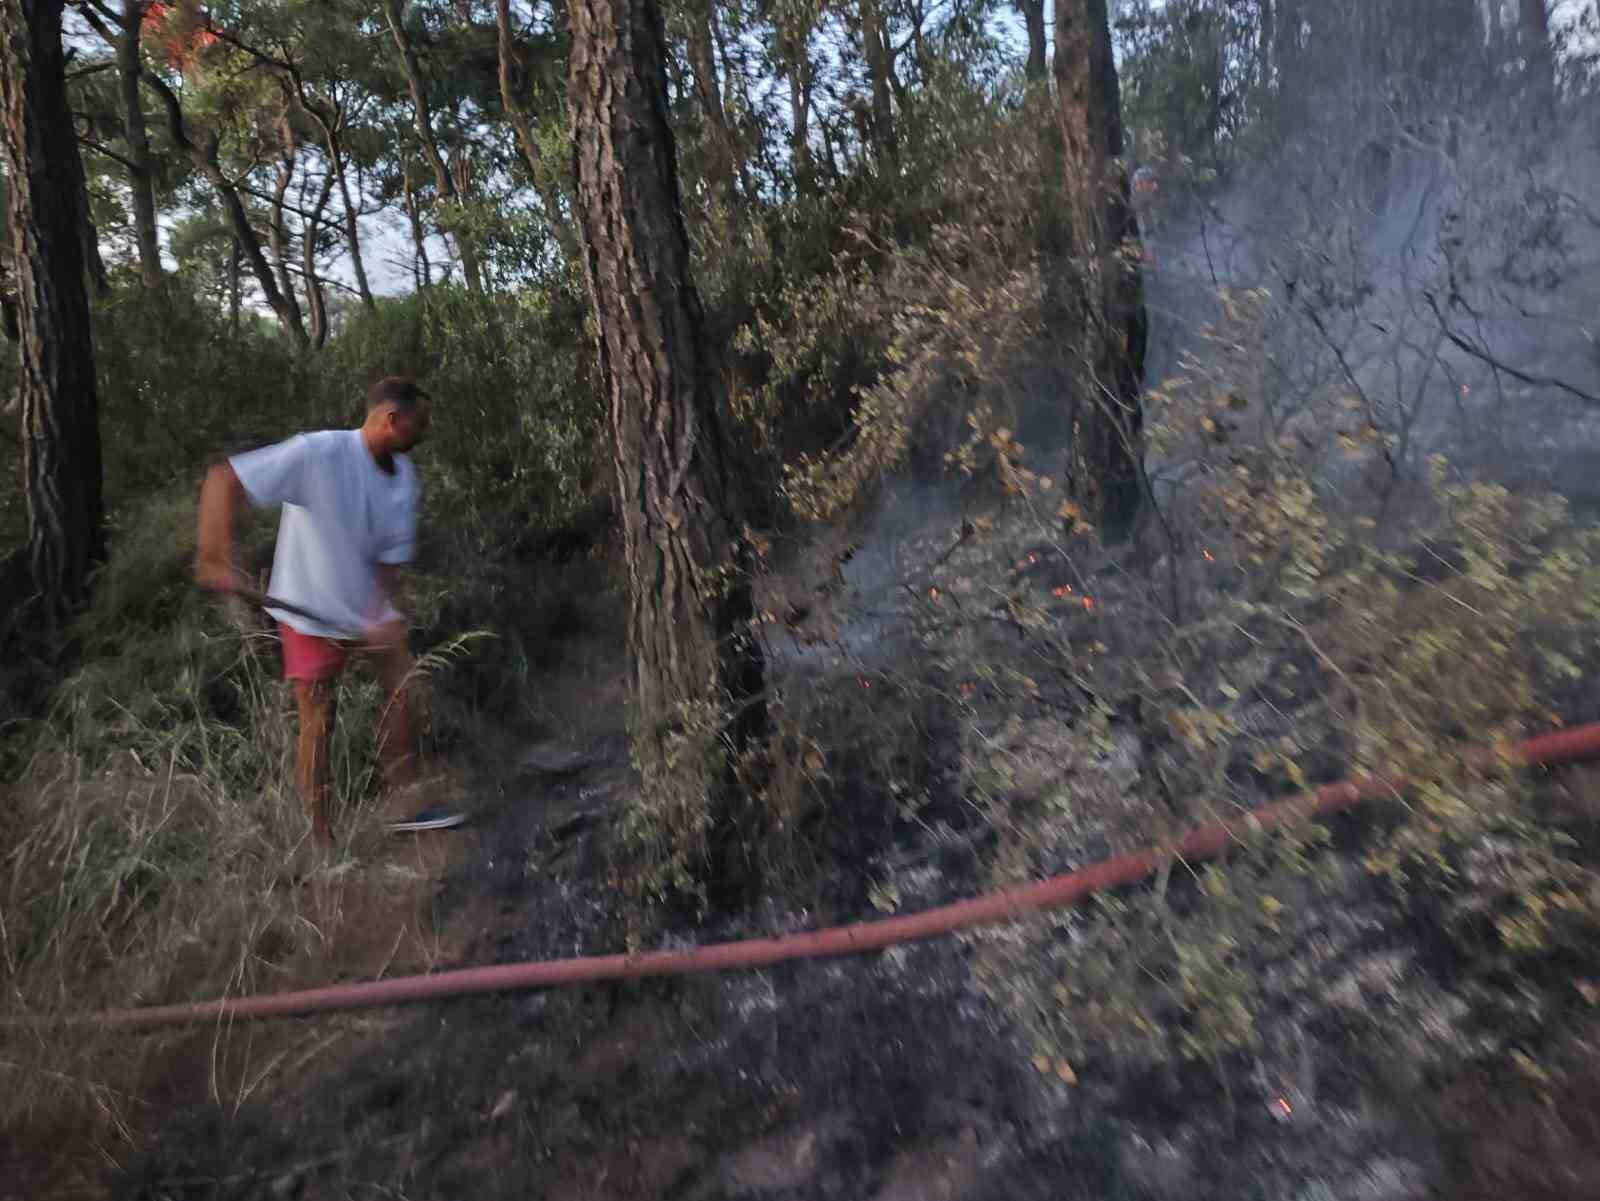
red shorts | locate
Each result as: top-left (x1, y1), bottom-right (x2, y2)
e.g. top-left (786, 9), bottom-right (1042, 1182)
top-left (279, 623), bottom-right (355, 682)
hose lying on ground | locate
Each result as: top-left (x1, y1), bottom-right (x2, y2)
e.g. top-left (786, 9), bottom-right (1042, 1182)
top-left (54, 721), bottom-right (1600, 1029)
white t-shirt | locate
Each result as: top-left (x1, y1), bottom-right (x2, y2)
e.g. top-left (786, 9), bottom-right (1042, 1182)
top-left (230, 430), bottom-right (418, 639)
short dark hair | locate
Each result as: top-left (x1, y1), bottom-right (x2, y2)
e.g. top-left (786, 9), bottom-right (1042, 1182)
top-left (366, 376), bottom-right (429, 413)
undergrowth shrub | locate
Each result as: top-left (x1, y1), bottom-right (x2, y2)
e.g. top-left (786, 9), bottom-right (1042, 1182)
top-left (961, 266), bottom-right (1600, 1087)
top-left (0, 486), bottom-right (484, 1140)
top-left (310, 285), bottom-right (608, 732)
top-left (313, 285), bottom-right (600, 564)
top-left (92, 272), bottom-right (303, 504)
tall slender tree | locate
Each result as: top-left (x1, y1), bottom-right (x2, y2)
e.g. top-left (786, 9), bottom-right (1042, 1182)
top-left (384, 0), bottom-right (484, 292)
top-left (1, 0), bottom-right (105, 618)
top-left (570, 0), bottom-right (766, 900)
top-left (495, 0), bottom-right (580, 262)
top-left (116, 0), bottom-right (163, 283)
top-left (1055, 0), bottom-right (1148, 534)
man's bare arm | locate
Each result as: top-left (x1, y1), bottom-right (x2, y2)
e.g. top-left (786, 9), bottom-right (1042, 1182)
top-left (368, 563), bottom-right (410, 649)
top-left (195, 460), bottom-right (247, 592)
top-left (376, 563), bottom-right (408, 613)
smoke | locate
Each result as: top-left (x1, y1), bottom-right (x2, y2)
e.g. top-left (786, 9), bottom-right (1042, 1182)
top-left (1139, 61), bottom-right (1600, 513)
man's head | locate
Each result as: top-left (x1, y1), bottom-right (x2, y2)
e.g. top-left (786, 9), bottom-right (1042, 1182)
top-left (363, 376), bottom-right (431, 455)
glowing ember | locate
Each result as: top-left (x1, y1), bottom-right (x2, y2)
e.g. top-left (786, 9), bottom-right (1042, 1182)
top-left (1202, 549), bottom-right (1215, 562)
top-left (928, 586), bottom-right (941, 600)
top-left (1053, 585), bottom-right (1073, 598)
top-left (1274, 1096), bottom-right (1293, 1118)
top-left (1081, 597), bottom-right (1096, 611)
top-left (859, 678), bottom-right (872, 690)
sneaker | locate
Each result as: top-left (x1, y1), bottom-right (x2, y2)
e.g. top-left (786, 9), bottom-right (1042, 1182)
top-left (388, 805), bottom-right (467, 833)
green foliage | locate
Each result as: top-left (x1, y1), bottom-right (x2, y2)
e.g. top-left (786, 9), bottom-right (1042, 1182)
top-left (92, 270), bottom-right (303, 504)
top-left (313, 285), bottom-right (600, 564)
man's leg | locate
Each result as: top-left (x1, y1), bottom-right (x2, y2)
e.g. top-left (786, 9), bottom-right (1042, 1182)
top-left (293, 679), bottom-right (336, 845)
top-left (281, 623), bottom-right (350, 845)
top-left (367, 634), bottom-right (418, 802)
top-left (363, 628), bottom-right (464, 831)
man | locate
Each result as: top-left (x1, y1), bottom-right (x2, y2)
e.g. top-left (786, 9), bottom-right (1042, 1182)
top-left (194, 377), bottom-right (462, 844)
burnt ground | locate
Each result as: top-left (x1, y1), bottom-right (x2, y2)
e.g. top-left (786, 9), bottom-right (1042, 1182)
top-left (16, 484), bottom-right (1600, 1201)
top-left (67, 647), bottom-right (1600, 1201)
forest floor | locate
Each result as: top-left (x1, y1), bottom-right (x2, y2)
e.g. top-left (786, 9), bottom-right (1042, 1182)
top-left (12, 479), bottom-right (1600, 1201)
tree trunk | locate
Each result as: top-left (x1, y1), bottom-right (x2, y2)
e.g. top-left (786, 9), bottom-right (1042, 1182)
top-left (786, 48), bottom-right (814, 182)
top-left (335, 159), bottom-right (374, 309)
top-left (569, 0), bottom-right (766, 903)
top-left (1020, 0), bottom-right (1068, 336)
top-left (858, 0), bottom-right (896, 165)
top-left (384, 0), bottom-right (483, 292)
top-left (309, 107), bottom-right (374, 311)
top-left (403, 164), bottom-right (431, 289)
top-left (270, 111), bottom-right (300, 313)
top-left (301, 159), bottom-right (334, 350)
top-left (684, 0), bottom-right (746, 206)
top-left (1, 0), bottom-right (105, 619)
top-left (494, 0), bottom-right (581, 263)
top-left (1017, 0), bottom-right (1046, 84)
top-left (118, 0), bottom-right (161, 284)
top-left (227, 236), bottom-right (240, 337)
top-left (1055, 0), bottom-right (1148, 536)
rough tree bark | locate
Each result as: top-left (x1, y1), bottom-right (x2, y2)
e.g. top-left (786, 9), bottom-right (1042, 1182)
top-left (384, 0), bottom-right (483, 292)
top-left (1055, 0), bottom-right (1148, 535)
top-left (1, 0), bottom-right (105, 619)
top-left (569, 0), bottom-right (766, 901)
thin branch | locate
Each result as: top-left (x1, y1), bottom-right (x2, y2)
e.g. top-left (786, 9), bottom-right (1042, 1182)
top-left (1424, 291), bottom-right (1600, 405)
top-left (233, 177), bottom-right (340, 224)
top-left (275, 260), bottom-right (362, 298)
top-left (78, 135), bottom-right (139, 173)
top-left (76, 0), bottom-right (125, 32)
top-left (67, 61), bottom-right (116, 81)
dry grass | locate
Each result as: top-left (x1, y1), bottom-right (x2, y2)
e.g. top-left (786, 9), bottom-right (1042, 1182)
top-left (0, 491), bottom-right (491, 1159)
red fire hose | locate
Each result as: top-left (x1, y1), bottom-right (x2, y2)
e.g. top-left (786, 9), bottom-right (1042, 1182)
top-left (68, 721), bottom-right (1600, 1029)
